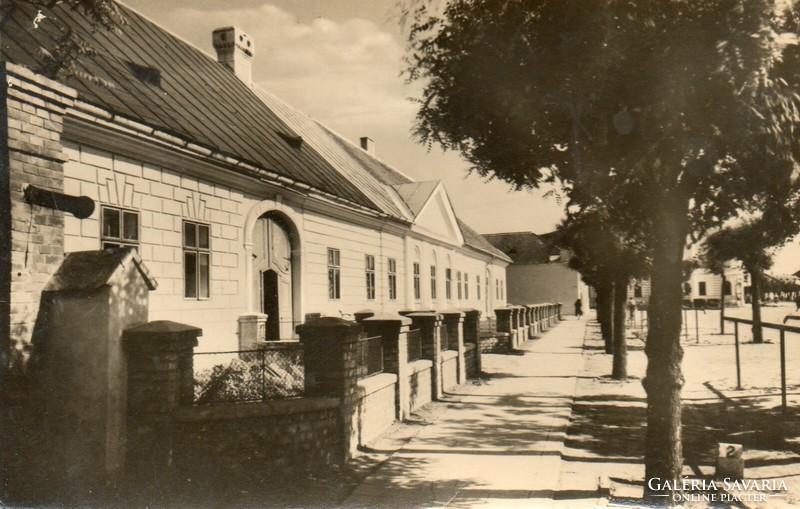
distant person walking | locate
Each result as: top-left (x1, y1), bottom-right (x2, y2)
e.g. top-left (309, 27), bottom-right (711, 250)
top-left (574, 298), bottom-right (583, 318)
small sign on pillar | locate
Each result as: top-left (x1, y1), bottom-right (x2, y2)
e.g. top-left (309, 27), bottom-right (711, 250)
top-left (715, 443), bottom-right (744, 480)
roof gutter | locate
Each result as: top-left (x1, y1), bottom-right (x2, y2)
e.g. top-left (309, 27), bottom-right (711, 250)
top-left (70, 99), bottom-right (407, 223)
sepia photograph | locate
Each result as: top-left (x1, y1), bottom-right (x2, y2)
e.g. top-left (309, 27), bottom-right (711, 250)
top-left (3, 0), bottom-right (800, 507)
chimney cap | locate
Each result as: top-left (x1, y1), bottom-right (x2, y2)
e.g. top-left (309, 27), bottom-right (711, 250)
top-left (212, 26), bottom-right (254, 57)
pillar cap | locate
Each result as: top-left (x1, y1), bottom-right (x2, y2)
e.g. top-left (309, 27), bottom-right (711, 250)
top-left (124, 320), bottom-right (202, 338)
top-left (363, 313), bottom-right (412, 325)
top-left (406, 311), bottom-right (442, 320)
top-left (297, 316), bottom-right (361, 332)
top-left (439, 308), bottom-right (465, 316)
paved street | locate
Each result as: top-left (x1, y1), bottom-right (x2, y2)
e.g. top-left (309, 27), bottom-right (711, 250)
top-left (341, 318), bottom-right (590, 508)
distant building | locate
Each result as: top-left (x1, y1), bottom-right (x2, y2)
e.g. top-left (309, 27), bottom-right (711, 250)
top-left (484, 231), bottom-right (588, 315)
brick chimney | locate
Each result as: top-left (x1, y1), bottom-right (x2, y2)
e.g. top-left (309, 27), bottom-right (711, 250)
top-left (360, 136), bottom-right (375, 157)
top-left (212, 26), bottom-right (254, 85)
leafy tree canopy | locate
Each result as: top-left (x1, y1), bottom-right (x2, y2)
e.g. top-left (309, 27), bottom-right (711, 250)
top-left (2, 0), bottom-right (126, 81)
top-left (406, 0), bottom-right (800, 239)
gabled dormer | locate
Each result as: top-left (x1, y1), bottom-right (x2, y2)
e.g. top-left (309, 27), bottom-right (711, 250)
top-left (393, 181), bottom-right (465, 246)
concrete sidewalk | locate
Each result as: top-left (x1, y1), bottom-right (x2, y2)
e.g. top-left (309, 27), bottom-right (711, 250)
top-left (340, 317), bottom-right (589, 508)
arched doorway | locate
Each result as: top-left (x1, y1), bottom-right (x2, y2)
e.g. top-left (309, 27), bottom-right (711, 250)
top-left (252, 214), bottom-right (296, 340)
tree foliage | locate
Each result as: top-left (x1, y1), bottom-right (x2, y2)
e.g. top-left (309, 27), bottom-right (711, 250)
top-left (2, 0), bottom-right (126, 82)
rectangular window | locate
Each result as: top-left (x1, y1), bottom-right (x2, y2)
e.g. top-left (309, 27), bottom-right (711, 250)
top-left (634, 285), bottom-right (643, 298)
top-left (328, 248), bottom-right (341, 299)
top-left (365, 255), bottom-right (376, 300)
top-left (430, 265), bottom-right (437, 300)
top-left (457, 271), bottom-right (462, 300)
top-left (496, 279), bottom-right (500, 299)
top-left (446, 268), bottom-right (452, 300)
top-left (101, 206), bottom-right (139, 250)
top-left (388, 258), bottom-right (397, 300)
top-left (464, 273), bottom-right (469, 300)
top-left (699, 281), bottom-right (707, 296)
top-left (477, 275), bottom-right (482, 300)
top-left (413, 262), bottom-right (421, 300)
top-left (183, 221), bottom-right (210, 299)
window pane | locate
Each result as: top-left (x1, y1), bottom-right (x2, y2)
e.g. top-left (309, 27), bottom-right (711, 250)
top-left (123, 212), bottom-right (138, 240)
top-left (103, 208), bottom-right (120, 238)
top-left (199, 253), bottom-right (210, 298)
top-left (184, 223), bottom-right (197, 247)
top-left (199, 225), bottom-right (210, 249)
top-left (184, 252), bottom-right (197, 298)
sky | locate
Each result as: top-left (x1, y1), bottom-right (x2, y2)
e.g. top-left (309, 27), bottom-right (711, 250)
top-left (121, 0), bottom-right (799, 275)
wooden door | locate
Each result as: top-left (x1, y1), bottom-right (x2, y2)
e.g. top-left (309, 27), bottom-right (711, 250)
top-left (253, 217), bottom-right (293, 340)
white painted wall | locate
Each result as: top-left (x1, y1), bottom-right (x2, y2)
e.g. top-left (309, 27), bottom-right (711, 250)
top-left (62, 142), bottom-right (506, 350)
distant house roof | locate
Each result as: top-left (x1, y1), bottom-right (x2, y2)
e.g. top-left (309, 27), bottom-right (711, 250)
top-left (483, 232), bottom-right (562, 264)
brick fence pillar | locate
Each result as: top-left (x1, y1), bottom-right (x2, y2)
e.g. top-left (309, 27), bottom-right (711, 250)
top-left (495, 308), bottom-right (513, 335)
top-left (440, 310), bottom-right (466, 384)
top-left (407, 312), bottom-right (444, 400)
top-left (123, 321), bottom-right (201, 478)
top-left (297, 317), bottom-right (362, 461)
top-left (363, 314), bottom-right (412, 420)
top-left (517, 306), bottom-right (529, 342)
top-left (462, 309), bottom-right (482, 376)
top-left (237, 312), bottom-right (267, 349)
top-left (526, 305), bottom-right (535, 338)
top-left (509, 307), bottom-right (521, 348)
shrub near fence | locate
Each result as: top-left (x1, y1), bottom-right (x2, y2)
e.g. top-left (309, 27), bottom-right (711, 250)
top-left (193, 344), bottom-right (304, 404)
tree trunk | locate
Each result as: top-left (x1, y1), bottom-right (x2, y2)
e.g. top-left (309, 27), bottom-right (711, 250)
top-left (750, 270), bottom-right (763, 343)
top-left (643, 198), bottom-right (688, 497)
top-left (720, 274), bottom-right (726, 334)
top-left (612, 273), bottom-right (628, 380)
top-left (597, 282), bottom-right (614, 354)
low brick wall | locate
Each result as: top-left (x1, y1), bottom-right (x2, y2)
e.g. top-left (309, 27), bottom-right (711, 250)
top-left (172, 397), bottom-right (341, 476)
top-left (441, 351), bottom-right (458, 391)
top-left (355, 373), bottom-right (397, 446)
top-left (407, 359), bottom-right (433, 413)
top-left (479, 332), bottom-right (512, 353)
top-left (464, 343), bottom-right (479, 378)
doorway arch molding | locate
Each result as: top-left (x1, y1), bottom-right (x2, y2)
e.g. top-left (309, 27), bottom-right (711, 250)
top-left (242, 199), bottom-right (304, 323)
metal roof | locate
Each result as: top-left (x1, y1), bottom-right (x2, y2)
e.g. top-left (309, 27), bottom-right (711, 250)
top-left (2, 2), bottom-right (380, 210)
top-left (2, 1), bottom-right (508, 261)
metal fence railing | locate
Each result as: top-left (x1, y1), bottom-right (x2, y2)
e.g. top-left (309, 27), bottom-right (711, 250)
top-left (725, 316), bottom-right (800, 413)
top-left (356, 335), bottom-right (383, 379)
top-left (193, 346), bottom-right (304, 405)
top-left (407, 329), bottom-right (422, 361)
